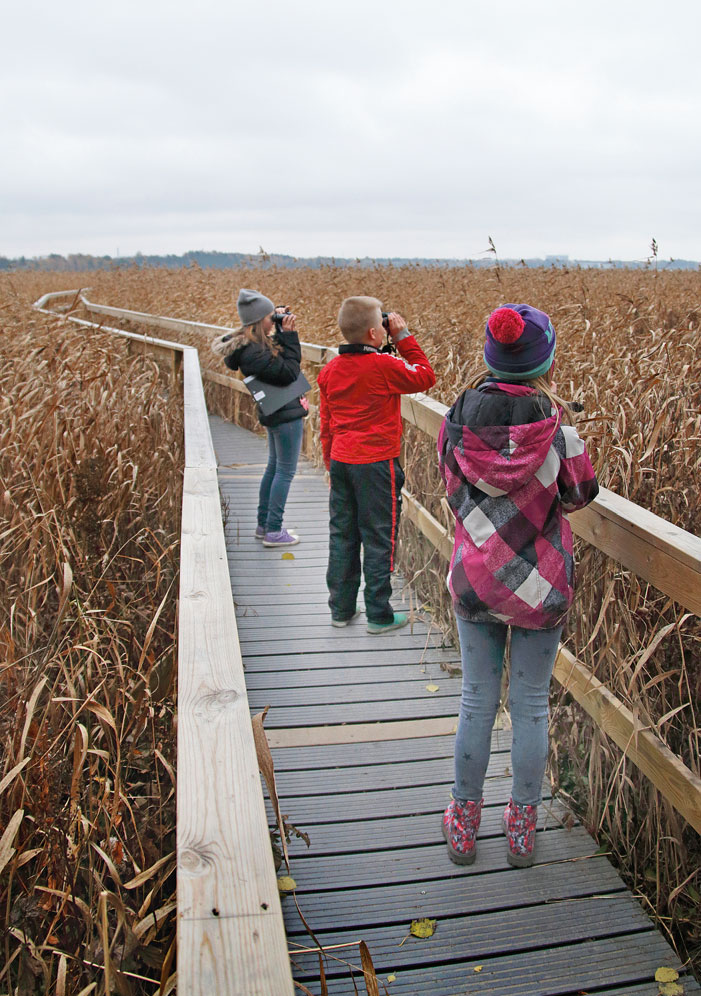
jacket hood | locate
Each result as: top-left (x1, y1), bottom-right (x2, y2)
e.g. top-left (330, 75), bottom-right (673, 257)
top-left (442, 383), bottom-right (560, 496)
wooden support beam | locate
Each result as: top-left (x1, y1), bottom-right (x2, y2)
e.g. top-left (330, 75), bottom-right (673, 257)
top-left (553, 647), bottom-right (701, 835)
top-left (401, 487), bottom-right (454, 562)
top-left (570, 488), bottom-right (701, 615)
top-left (301, 343), bottom-right (338, 364)
top-left (82, 296), bottom-right (233, 338)
top-left (267, 717), bottom-right (459, 748)
top-left (401, 392), bottom-right (446, 439)
top-left (202, 368), bottom-right (250, 393)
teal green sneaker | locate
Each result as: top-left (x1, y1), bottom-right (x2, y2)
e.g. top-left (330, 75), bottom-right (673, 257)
top-left (366, 612), bottom-right (409, 634)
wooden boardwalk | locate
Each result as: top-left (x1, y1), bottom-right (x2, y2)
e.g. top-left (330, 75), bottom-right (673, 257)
top-left (211, 415), bottom-right (699, 996)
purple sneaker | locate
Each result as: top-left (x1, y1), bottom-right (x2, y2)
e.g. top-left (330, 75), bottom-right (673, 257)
top-left (254, 525), bottom-right (266, 540)
top-left (262, 529), bottom-right (299, 547)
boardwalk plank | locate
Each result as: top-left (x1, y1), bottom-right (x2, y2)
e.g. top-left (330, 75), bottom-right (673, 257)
top-left (269, 731), bottom-right (510, 770)
top-left (257, 699), bottom-right (464, 726)
top-left (278, 857), bottom-right (626, 930)
top-left (283, 803), bottom-right (571, 856)
top-left (285, 828), bottom-right (596, 892)
top-left (272, 752), bottom-right (512, 796)
top-left (248, 680), bottom-right (459, 707)
top-left (246, 664), bottom-right (461, 687)
top-left (244, 648), bottom-right (461, 670)
top-left (264, 781), bottom-right (549, 823)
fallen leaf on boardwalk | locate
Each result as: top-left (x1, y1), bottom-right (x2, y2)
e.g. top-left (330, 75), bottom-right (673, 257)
top-left (658, 983), bottom-right (684, 995)
top-left (410, 918), bottom-right (436, 938)
top-left (277, 876), bottom-right (297, 894)
top-left (425, 684), bottom-right (439, 693)
top-left (387, 974), bottom-right (396, 983)
top-left (473, 966), bottom-right (483, 973)
top-left (281, 552), bottom-right (295, 560)
top-left (656, 969), bottom-right (680, 983)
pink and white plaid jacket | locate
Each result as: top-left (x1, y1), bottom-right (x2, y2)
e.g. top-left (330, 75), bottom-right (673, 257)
top-left (438, 382), bottom-right (599, 630)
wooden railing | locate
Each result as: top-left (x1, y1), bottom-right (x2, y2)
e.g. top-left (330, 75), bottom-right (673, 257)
top-left (76, 293), bottom-right (701, 838)
top-left (33, 292), bottom-right (295, 996)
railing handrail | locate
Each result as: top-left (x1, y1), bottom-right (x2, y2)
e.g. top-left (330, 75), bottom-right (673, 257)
top-left (33, 291), bottom-right (295, 995)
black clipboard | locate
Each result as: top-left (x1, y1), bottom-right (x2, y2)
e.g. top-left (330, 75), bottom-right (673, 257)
top-left (242, 370), bottom-right (311, 416)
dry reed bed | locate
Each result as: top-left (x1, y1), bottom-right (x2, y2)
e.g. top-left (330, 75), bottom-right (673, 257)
top-left (5, 266), bottom-right (700, 974)
top-left (0, 287), bottom-right (183, 993)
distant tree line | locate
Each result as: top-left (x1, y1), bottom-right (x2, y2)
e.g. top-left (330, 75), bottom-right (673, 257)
top-left (1, 250), bottom-right (698, 272)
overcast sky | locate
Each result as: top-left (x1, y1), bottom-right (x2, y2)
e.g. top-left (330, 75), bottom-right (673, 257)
top-left (3, 0), bottom-right (700, 261)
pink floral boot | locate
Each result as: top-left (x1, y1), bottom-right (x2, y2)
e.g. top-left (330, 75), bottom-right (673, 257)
top-left (503, 798), bottom-right (538, 867)
top-left (442, 798), bottom-right (483, 865)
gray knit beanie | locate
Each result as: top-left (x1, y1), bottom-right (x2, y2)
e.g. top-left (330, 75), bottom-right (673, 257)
top-left (237, 288), bottom-right (275, 326)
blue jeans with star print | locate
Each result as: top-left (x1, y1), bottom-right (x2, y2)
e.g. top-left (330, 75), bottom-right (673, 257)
top-left (452, 617), bottom-right (562, 807)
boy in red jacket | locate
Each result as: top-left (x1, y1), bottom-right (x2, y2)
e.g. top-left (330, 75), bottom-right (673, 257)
top-left (318, 296), bottom-right (436, 632)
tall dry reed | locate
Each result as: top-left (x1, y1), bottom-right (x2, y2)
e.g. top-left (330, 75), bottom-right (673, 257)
top-left (0, 284), bottom-right (183, 993)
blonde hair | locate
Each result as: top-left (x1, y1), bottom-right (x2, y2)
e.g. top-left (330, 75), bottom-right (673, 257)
top-left (211, 318), bottom-right (280, 359)
top-left (337, 296), bottom-right (382, 343)
top-left (464, 367), bottom-right (575, 425)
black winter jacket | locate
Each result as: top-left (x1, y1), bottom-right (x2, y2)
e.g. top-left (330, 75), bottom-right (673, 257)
top-left (224, 328), bottom-right (308, 427)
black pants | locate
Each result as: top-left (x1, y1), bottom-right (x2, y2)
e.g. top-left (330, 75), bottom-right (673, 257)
top-left (327, 458), bottom-right (405, 625)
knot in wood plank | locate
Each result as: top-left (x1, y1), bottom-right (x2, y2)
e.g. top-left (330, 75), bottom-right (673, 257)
top-left (178, 845), bottom-right (216, 877)
top-left (193, 688), bottom-right (239, 720)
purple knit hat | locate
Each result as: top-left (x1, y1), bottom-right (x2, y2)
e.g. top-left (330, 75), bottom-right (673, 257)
top-left (484, 303), bottom-right (556, 380)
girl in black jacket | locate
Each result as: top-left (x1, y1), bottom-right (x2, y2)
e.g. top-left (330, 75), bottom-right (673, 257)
top-left (215, 288), bottom-right (307, 546)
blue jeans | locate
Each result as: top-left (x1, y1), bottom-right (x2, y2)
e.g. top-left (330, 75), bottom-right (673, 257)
top-left (452, 617), bottom-right (562, 807)
top-left (257, 419), bottom-right (304, 533)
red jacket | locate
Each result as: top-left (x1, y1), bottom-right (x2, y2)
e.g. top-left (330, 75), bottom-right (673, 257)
top-left (318, 336), bottom-right (436, 467)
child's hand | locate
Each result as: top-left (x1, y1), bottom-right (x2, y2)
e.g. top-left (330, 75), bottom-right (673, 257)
top-left (280, 311), bottom-right (297, 331)
top-left (387, 312), bottom-right (408, 338)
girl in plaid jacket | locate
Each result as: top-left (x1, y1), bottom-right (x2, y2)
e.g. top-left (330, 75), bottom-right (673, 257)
top-left (438, 304), bottom-right (598, 868)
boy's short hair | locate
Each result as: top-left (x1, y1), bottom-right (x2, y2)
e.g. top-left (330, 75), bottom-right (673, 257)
top-left (338, 296), bottom-right (382, 343)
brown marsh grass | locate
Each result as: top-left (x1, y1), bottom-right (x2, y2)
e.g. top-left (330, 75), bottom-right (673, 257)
top-left (0, 280), bottom-right (182, 993)
top-left (4, 264), bottom-right (700, 978)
